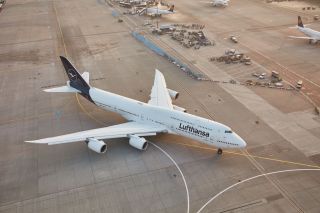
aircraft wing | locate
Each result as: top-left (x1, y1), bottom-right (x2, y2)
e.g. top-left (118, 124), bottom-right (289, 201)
top-left (288, 36), bottom-right (312, 39)
top-left (148, 69), bottom-right (174, 109)
top-left (25, 122), bottom-right (167, 145)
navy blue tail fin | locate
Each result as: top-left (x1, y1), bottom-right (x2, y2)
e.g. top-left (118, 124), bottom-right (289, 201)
top-left (168, 5), bottom-right (174, 12)
top-left (59, 56), bottom-right (93, 102)
top-left (298, 16), bottom-right (304, 28)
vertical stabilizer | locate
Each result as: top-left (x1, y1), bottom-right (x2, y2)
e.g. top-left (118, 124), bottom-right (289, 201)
top-left (298, 16), bottom-right (304, 28)
top-left (168, 5), bottom-right (174, 12)
top-left (59, 56), bottom-right (93, 102)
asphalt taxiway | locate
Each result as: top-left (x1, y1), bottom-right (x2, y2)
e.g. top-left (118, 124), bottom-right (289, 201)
top-left (0, 0), bottom-right (320, 212)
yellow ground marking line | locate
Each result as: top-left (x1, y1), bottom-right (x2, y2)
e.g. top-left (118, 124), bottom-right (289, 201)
top-left (0, 113), bottom-right (52, 126)
top-left (76, 94), bottom-right (106, 126)
top-left (171, 142), bottom-right (320, 169)
top-left (197, 169), bottom-right (320, 213)
top-left (53, 0), bottom-right (68, 58)
top-left (0, 98), bottom-right (74, 126)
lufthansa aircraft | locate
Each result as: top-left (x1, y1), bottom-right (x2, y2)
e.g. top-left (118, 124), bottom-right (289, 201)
top-left (139, 5), bottom-right (175, 16)
top-left (201, 0), bottom-right (229, 7)
top-left (26, 56), bottom-right (246, 155)
top-left (289, 16), bottom-right (320, 44)
top-left (212, 0), bottom-right (229, 7)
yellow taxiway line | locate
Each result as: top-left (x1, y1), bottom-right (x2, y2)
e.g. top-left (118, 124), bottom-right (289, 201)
top-left (172, 142), bottom-right (320, 169)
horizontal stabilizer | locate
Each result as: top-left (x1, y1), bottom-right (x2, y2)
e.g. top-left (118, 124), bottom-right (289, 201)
top-left (288, 35), bottom-right (312, 40)
top-left (44, 86), bottom-right (80, 93)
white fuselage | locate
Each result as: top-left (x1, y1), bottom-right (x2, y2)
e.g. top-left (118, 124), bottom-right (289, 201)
top-left (299, 27), bottom-right (320, 40)
top-left (213, 0), bottom-right (228, 7)
top-left (146, 8), bottom-right (173, 15)
top-left (90, 88), bottom-right (246, 149)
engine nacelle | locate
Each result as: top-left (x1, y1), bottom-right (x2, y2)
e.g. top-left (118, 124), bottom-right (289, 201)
top-left (173, 105), bottom-right (187, 112)
top-left (310, 39), bottom-right (318, 44)
top-left (167, 89), bottom-right (179, 100)
top-left (87, 138), bottom-right (107, 153)
top-left (129, 135), bottom-right (148, 150)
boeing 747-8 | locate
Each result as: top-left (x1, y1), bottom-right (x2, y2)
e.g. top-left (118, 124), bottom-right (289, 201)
top-left (201, 0), bottom-right (229, 7)
top-left (26, 56), bottom-right (246, 155)
top-left (289, 16), bottom-right (320, 44)
top-left (139, 5), bottom-right (175, 16)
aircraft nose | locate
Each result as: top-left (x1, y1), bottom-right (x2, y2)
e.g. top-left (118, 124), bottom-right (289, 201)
top-left (234, 133), bottom-right (247, 148)
top-left (239, 138), bottom-right (247, 148)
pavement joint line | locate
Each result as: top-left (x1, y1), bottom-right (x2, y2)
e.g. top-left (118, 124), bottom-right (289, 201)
top-left (242, 149), bottom-right (304, 212)
top-left (63, 30), bottom-right (129, 39)
top-left (0, 38), bottom-right (55, 46)
top-left (149, 142), bottom-right (190, 213)
top-left (170, 142), bottom-right (320, 169)
top-left (0, 150), bottom-right (184, 210)
top-left (0, 98), bottom-right (74, 126)
top-left (196, 169), bottom-right (320, 213)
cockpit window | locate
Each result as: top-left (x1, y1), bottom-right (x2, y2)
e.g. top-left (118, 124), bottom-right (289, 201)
top-left (225, 130), bottom-right (232, 134)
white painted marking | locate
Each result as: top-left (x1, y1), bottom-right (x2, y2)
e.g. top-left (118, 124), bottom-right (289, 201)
top-left (150, 142), bottom-right (190, 213)
top-left (197, 169), bottom-right (320, 213)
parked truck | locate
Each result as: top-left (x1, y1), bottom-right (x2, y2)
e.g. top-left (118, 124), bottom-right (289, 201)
top-left (296, 80), bottom-right (303, 89)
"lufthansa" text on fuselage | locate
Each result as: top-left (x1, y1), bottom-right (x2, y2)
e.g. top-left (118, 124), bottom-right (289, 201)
top-left (178, 123), bottom-right (210, 137)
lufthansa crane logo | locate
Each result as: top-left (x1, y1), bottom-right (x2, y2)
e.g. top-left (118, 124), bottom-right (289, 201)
top-left (67, 69), bottom-right (77, 81)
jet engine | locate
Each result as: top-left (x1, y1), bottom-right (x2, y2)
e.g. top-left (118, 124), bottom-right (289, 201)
top-left (129, 135), bottom-right (148, 150)
top-left (173, 105), bottom-right (187, 112)
top-left (167, 89), bottom-right (179, 100)
top-left (310, 39), bottom-right (318, 44)
top-left (86, 138), bottom-right (107, 153)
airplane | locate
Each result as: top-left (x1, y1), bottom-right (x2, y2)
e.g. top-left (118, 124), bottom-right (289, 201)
top-left (200, 0), bottom-right (229, 7)
top-left (26, 56), bottom-right (247, 155)
top-left (212, 0), bottom-right (229, 7)
top-left (139, 5), bottom-right (175, 16)
top-left (289, 16), bottom-right (320, 44)
top-left (119, 0), bottom-right (147, 8)
top-left (119, 1), bottom-right (132, 8)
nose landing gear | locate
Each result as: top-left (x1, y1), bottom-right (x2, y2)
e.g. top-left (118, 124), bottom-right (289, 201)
top-left (217, 148), bottom-right (223, 155)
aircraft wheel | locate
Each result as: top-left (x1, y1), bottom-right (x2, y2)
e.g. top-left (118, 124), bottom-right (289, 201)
top-left (217, 148), bottom-right (223, 155)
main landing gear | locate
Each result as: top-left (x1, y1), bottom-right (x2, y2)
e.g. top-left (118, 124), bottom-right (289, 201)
top-left (217, 148), bottom-right (223, 155)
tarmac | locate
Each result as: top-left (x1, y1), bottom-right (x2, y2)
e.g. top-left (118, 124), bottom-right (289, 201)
top-left (0, 0), bottom-right (320, 212)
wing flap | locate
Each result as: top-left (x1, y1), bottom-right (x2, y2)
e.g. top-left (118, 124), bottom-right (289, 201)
top-left (44, 86), bottom-right (80, 93)
top-left (26, 122), bottom-right (167, 145)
